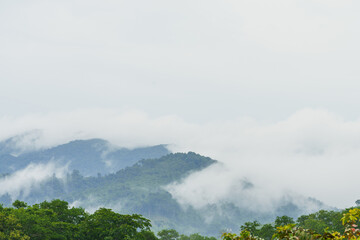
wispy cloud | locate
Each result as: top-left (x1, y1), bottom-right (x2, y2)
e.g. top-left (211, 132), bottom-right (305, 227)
top-left (0, 162), bottom-right (68, 200)
top-left (1, 108), bottom-right (360, 208)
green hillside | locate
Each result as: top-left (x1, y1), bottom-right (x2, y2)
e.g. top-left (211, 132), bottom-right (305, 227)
top-left (0, 146), bottom-right (327, 236)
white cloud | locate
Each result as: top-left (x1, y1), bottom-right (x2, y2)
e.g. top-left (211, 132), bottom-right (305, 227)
top-left (0, 162), bottom-right (68, 200)
top-left (1, 108), bottom-right (360, 208)
top-left (0, 0), bottom-right (360, 210)
top-left (233, 0), bottom-right (348, 53)
top-left (0, 0), bottom-right (360, 122)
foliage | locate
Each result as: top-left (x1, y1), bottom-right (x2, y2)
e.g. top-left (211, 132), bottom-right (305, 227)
top-left (140, 230), bottom-right (159, 240)
top-left (156, 229), bottom-right (218, 240)
top-left (79, 208), bottom-right (151, 240)
top-left (240, 221), bottom-right (275, 240)
top-left (273, 207), bottom-right (360, 239)
top-left (240, 221), bottom-right (261, 235)
top-left (222, 230), bottom-right (263, 240)
top-left (1, 200), bottom-right (219, 240)
top-left (0, 212), bottom-right (30, 240)
top-left (0, 200), bottom-right (152, 240)
top-left (297, 210), bottom-right (343, 234)
top-left (256, 224), bottom-right (275, 240)
top-left (187, 233), bottom-right (217, 240)
top-left (222, 208), bottom-right (360, 240)
top-left (158, 229), bottom-right (180, 240)
top-left (274, 216), bottom-right (294, 228)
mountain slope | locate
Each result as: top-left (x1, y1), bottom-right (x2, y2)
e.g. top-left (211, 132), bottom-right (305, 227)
top-left (0, 139), bottom-right (327, 236)
top-left (0, 138), bottom-right (169, 176)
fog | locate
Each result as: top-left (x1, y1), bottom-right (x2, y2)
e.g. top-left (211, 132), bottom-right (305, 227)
top-left (1, 109), bottom-right (360, 209)
top-left (1, 0), bottom-right (360, 211)
top-left (1, 0), bottom-right (360, 122)
top-left (0, 161), bottom-right (68, 200)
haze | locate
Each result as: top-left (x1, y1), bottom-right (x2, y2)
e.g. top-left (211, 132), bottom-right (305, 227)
top-left (1, 0), bottom-right (360, 209)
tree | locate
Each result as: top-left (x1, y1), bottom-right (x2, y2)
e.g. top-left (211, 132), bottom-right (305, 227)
top-left (179, 234), bottom-right (190, 240)
top-left (157, 229), bottom-right (180, 240)
top-left (189, 233), bottom-right (204, 240)
top-left (12, 200), bottom-right (28, 209)
top-left (222, 230), bottom-right (262, 240)
top-left (140, 230), bottom-right (159, 240)
top-left (296, 209), bottom-right (343, 233)
top-left (0, 212), bottom-right (30, 240)
top-left (257, 224), bottom-right (275, 240)
top-left (79, 208), bottom-right (151, 240)
top-left (274, 215), bottom-right (294, 227)
top-left (240, 221), bottom-right (261, 236)
top-left (39, 199), bottom-right (87, 225)
top-left (273, 208), bottom-right (360, 239)
top-left (1, 200), bottom-right (157, 240)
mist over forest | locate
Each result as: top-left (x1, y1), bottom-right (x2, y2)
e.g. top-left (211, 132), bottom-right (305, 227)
top-left (0, 133), bottom-right (345, 236)
top-left (1, 0), bottom-right (360, 239)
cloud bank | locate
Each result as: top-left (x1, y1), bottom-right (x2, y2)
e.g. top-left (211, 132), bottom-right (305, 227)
top-left (0, 161), bottom-right (68, 200)
top-left (1, 0), bottom-right (360, 122)
top-left (0, 108), bottom-right (360, 209)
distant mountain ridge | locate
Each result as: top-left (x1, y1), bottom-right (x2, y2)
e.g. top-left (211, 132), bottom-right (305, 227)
top-left (0, 137), bottom-right (170, 176)
top-left (0, 150), bottom-right (222, 234)
top-left (0, 137), bottom-right (328, 236)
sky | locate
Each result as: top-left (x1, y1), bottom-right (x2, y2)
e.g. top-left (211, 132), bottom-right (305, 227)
top-left (1, 0), bottom-right (360, 209)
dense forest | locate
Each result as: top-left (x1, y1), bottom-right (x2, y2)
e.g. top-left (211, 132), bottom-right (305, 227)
top-left (0, 199), bottom-right (216, 240)
top-left (1, 199), bottom-right (360, 240)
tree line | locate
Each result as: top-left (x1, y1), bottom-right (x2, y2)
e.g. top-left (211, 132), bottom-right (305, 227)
top-left (2, 199), bottom-right (360, 240)
top-left (223, 206), bottom-right (360, 240)
top-left (0, 199), bottom-right (215, 240)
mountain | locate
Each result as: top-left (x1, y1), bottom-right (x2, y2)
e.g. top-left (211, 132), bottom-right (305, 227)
top-left (0, 137), bottom-right (169, 176)
top-left (0, 141), bottom-right (327, 236)
top-left (0, 151), bottom-right (222, 234)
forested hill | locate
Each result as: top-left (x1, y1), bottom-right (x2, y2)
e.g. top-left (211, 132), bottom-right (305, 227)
top-left (0, 151), bottom-right (222, 234)
top-left (60, 152), bottom-right (217, 205)
top-left (0, 138), bottom-right (169, 176)
top-left (0, 138), bottom-right (327, 236)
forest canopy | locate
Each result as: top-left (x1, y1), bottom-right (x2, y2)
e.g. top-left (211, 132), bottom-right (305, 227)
top-left (2, 199), bottom-right (360, 240)
top-left (0, 199), bottom-right (215, 240)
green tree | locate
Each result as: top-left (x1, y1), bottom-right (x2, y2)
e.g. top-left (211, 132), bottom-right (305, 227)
top-left (222, 230), bottom-right (263, 240)
top-left (13, 205), bottom-right (55, 240)
top-left (273, 208), bottom-right (360, 239)
top-left (12, 200), bottom-right (28, 209)
top-left (240, 221), bottom-right (275, 240)
top-left (274, 215), bottom-right (294, 227)
top-left (189, 233), bottom-right (205, 240)
top-left (140, 230), bottom-right (159, 240)
top-left (79, 208), bottom-right (151, 240)
top-left (257, 224), bottom-right (275, 240)
top-left (240, 221), bottom-right (261, 236)
top-left (0, 212), bottom-right (30, 240)
top-left (40, 199), bottom-right (87, 225)
top-left (158, 229), bottom-right (180, 240)
top-left (179, 234), bottom-right (190, 240)
top-left (1, 199), bottom-right (157, 240)
top-left (297, 209), bottom-right (343, 233)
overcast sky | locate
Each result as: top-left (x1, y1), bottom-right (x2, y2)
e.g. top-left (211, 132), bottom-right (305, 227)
top-left (1, 0), bottom-right (360, 122)
top-left (1, 0), bottom-right (360, 209)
